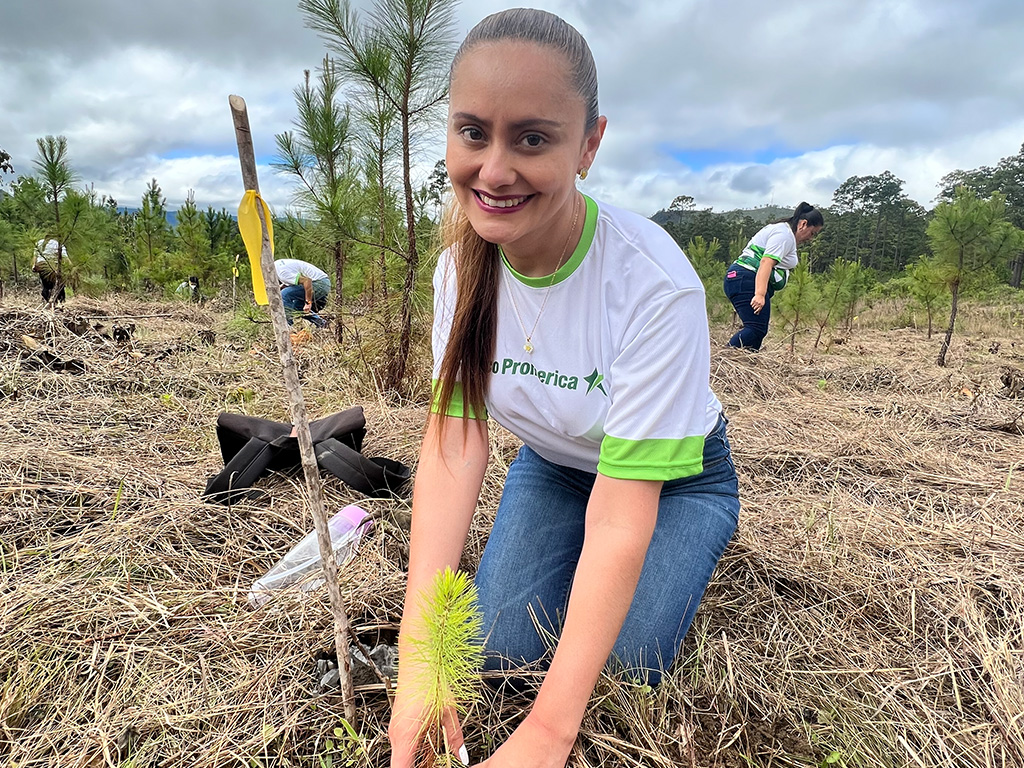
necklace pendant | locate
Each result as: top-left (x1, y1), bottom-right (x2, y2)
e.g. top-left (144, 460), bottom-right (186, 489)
top-left (523, 340), bottom-right (534, 354)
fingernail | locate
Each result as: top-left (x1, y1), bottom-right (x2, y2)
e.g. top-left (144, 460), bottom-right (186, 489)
top-left (458, 744), bottom-right (469, 766)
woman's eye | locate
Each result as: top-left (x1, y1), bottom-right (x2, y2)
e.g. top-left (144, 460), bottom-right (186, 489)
top-left (522, 134), bottom-right (545, 148)
top-left (460, 126), bottom-right (484, 141)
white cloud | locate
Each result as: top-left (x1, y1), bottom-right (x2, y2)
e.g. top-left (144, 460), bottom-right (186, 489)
top-left (2, 0), bottom-right (1022, 219)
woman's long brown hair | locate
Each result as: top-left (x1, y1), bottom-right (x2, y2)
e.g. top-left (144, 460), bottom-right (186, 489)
top-left (433, 203), bottom-right (500, 426)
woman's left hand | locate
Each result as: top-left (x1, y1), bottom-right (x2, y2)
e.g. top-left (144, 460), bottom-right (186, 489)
top-left (473, 713), bottom-right (575, 768)
top-left (750, 293), bottom-right (766, 314)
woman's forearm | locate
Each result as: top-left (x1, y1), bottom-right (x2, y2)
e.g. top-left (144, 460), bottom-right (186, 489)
top-left (400, 416), bottom-right (489, 640)
top-left (754, 258), bottom-right (774, 299)
top-left (300, 276), bottom-right (314, 304)
top-left (529, 474), bottom-right (661, 742)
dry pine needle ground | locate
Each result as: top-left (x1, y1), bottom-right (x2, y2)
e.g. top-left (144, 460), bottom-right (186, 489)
top-left (1, 292), bottom-right (1022, 768)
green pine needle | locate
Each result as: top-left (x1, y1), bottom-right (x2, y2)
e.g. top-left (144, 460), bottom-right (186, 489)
top-left (407, 567), bottom-right (485, 721)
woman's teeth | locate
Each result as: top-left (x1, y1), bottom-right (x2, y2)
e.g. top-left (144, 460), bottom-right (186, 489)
top-left (478, 193), bottom-right (527, 208)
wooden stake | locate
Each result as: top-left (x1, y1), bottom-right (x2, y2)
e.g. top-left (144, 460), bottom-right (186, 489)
top-left (229, 94), bottom-right (357, 725)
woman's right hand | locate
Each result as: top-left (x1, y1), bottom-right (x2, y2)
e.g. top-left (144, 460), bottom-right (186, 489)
top-left (388, 691), bottom-right (469, 767)
top-left (750, 293), bottom-right (766, 314)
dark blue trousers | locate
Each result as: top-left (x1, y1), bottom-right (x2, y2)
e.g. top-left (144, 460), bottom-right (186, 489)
top-left (724, 264), bottom-right (775, 350)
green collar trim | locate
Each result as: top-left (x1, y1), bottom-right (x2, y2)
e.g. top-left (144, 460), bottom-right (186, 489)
top-left (501, 194), bottom-right (597, 287)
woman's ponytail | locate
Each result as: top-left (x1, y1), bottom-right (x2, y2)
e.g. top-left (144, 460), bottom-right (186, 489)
top-left (777, 201), bottom-right (824, 232)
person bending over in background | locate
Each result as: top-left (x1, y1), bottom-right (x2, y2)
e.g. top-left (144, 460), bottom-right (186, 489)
top-left (387, 9), bottom-right (740, 768)
top-left (33, 238), bottom-right (68, 306)
top-left (724, 203), bottom-right (824, 350)
top-left (175, 275), bottom-right (201, 303)
top-left (274, 258), bottom-right (329, 328)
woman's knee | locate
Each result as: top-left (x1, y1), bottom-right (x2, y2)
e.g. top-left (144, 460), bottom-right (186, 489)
top-left (479, 594), bottom-right (557, 670)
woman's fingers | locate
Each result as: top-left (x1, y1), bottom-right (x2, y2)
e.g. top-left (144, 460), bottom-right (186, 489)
top-left (442, 707), bottom-right (470, 766)
top-left (388, 739), bottom-right (416, 768)
top-left (388, 700), bottom-right (425, 768)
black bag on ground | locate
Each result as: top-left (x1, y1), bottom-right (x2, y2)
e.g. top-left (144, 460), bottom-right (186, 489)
top-left (202, 406), bottom-right (410, 504)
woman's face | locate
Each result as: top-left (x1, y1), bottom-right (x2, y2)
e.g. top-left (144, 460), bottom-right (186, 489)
top-left (795, 220), bottom-right (822, 244)
top-left (446, 40), bottom-right (605, 263)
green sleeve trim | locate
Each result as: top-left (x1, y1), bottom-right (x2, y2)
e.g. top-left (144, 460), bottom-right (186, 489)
top-left (597, 434), bottom-right (705, 480)
top-left (430, 379), bottom-right (487, 420)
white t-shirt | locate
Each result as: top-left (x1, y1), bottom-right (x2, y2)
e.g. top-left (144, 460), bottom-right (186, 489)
top-left (432, 196), bottom-right (722, 481)
top-left (275, 258), bottom-right (329, 285)
top-left (739, 222), bottom-right (798, 271)
top-left (34, 239), bottom-right (65, 274)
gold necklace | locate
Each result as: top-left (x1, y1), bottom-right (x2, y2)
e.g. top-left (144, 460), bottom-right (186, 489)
top-left (505, 193), bottom-right (581, 354)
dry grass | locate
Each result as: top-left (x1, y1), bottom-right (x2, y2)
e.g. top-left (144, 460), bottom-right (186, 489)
top-left (2, 291), bottom-right (1023, 767)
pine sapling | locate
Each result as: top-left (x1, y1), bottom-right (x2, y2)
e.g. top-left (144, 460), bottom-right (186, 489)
top-left (407, 567), bottom-right (485, 767)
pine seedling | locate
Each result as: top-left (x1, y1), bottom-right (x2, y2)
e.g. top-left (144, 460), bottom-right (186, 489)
top-left (407, 567), bottom-right (485, 767)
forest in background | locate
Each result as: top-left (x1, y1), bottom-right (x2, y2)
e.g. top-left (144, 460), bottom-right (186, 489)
top-left (1, 0), bottom-right (1023, 388)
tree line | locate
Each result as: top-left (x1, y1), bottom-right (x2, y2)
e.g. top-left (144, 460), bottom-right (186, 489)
top-left (661, 146), bottom-right (1024, 365)
top-left (2, 0), bottom-right (1022, 383)
top-left (0, 139), bottom-right (244, 297)
top-left (0, 0), bottom-right (456, 393)
top-left (657, 143), bottom-right (1024, 288)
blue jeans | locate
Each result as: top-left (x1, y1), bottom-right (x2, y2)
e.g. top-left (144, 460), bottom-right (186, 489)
top-left (474, 416), bottom-right (739, 685)
top-left (281, 278), bottom-right (330, 326)
top-left (724, 264), bottom-right (774, 350)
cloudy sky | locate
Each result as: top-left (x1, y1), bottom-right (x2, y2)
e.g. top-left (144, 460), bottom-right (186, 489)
top-left (2, 0), bottom-right (1022, 219)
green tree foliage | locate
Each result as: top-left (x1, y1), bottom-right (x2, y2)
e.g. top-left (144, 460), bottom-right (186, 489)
top-left (822, 171), bottom-right (927, 275)
top-left (0, 177), bottom-right (47, 283)
top-left (274, 59), bottom-right (361, 342)
top-left (59, 187), bottom-right (122, 295)
top-left (775, 262), bottom-right (819, 353)
top-left (0, 147), bottom-right (13, 179)
top-left (135, 177), bottom-right (171, 283)
top-left (300, 0), bottom-right (457, 391)
top-left (685, 235), bottom-right (731, 322)
top-left (173, 189), bottom-right (212, 284)
top-left (33, 135), bottom-right (79, 294)
top-left (1, 145), bottom-right (241, 297)
top-left (811, 259), bottom-right (862, 351)
top-left (904, 255), bottom-right (948, 338)
top-left (349, 46), bottom-right (402, 312)
top-left (928, 188), bottom-right (1024, 366)
top-left (938, 142), bottom-right (1024, 287)
top-left (407, 568), bottom-right (484, 766)
top-left (670, 194), bottom-right (696, 212)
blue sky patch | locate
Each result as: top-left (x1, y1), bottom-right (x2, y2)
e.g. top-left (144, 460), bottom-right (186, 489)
top-left (158, 147), bottom-right (275, 165)
top-left (665, 144), bottom-right (807, 171)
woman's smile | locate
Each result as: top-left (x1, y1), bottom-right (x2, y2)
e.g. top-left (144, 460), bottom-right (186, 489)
top-left (474, 191), bottom-right (533, 211)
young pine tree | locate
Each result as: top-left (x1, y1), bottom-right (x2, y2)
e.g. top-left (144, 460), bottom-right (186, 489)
top-left (406, 568), bottom-right (484, 767)
top-left (928, 188), bottom-right (1023, 366)
top-left (775, 262), bottom-right (820, 354)
top-left (904, 255), bottom-right (948, 338)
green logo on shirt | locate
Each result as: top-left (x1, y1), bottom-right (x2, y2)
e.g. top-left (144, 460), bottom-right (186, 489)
top-left (489, 358), bottom-right (608, 397)
top-left (584, 368), bottom-right (607, 396)
top-left (491, 357), bottom-right (579, 390)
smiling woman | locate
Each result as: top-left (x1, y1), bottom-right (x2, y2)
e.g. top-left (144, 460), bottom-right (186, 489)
top-left (388, 9), bottom-right (740, 768)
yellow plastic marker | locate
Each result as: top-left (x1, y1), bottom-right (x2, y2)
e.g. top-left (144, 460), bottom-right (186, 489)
top-left (237, 189), bottom-right (274, 305)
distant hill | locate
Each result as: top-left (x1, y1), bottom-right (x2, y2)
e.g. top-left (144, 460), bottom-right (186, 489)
top-left (119, 207), bottom-right (178, 227)
top-left (651, 204), bottom-right (792, 229)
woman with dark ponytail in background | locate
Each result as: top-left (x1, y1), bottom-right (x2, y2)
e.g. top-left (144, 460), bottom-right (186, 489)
top-left (724, 202), bottom-right (824, 350)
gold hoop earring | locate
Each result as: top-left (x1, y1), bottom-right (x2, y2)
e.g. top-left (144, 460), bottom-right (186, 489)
top-left (578, 168), bottom-right (588, 180)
